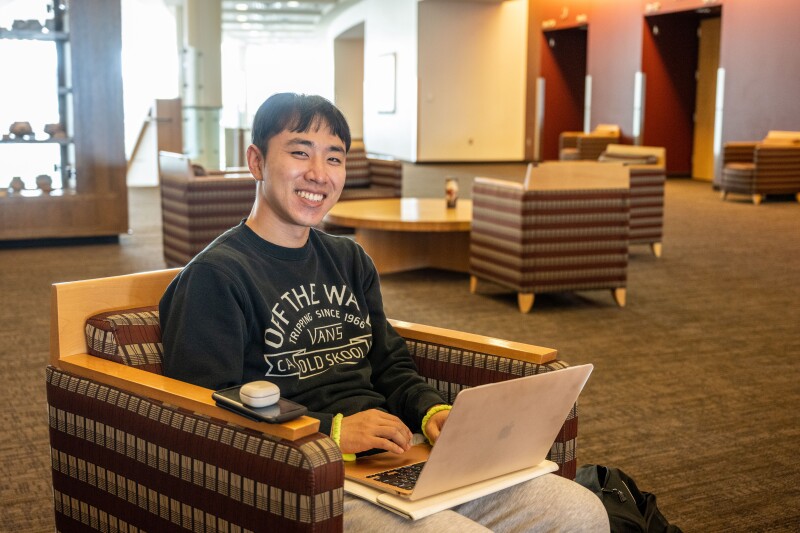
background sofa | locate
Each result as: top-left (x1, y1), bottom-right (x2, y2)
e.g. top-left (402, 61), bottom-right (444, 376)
top-left (599, 144), bottom-right (667, 257)
top-left (159, 142), bottom-right (403, 266)
top-left (470, 162), bottom-right (631, 313)
top-left (718, 130), bottom-right (800, 205)
top-left (47, 269), bottom-right (580, 532)
top-left (559, 124), bottom-right (621, 161)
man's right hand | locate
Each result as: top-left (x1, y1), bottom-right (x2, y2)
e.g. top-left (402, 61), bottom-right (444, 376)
top-left (339, 410), bottom-right (413, 455)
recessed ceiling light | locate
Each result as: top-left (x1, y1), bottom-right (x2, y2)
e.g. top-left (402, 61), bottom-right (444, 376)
top-left (287, 1), bottom-right (299, 7)
top-left (235, 3), bottom-right (249, 10)
top-left (236, 14), bottom-right (248, 22)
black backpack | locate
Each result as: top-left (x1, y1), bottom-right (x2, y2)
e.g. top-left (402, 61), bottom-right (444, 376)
top-left (575, 464), bottom-right (683, 533)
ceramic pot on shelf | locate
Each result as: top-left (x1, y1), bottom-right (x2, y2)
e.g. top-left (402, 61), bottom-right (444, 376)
top-left (9, 121), bottom-right (34, 139)
top-left (9, 176), bottom-right (25, 193)
top-left (36, 174), bottom-right (53, 193)
top-left (44, 123), bottom-right (66, 139)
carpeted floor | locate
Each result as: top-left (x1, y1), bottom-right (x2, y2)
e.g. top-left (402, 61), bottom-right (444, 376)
top-left (1, 166), bottom-right (798, 532)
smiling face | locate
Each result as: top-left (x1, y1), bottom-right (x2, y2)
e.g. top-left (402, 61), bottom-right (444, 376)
top-left (245, 124), bottom-right (347, 247)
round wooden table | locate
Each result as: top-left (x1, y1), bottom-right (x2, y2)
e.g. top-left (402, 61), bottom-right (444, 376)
top-left (324, 198), bottom-right (472, 274)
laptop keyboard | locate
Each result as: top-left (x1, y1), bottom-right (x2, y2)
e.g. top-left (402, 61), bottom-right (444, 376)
top-left (366, 462), bottom-right (426, 490)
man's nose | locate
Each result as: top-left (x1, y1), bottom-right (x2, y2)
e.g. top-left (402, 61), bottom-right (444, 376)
top-left (305, 157), bottom-right (327, 181)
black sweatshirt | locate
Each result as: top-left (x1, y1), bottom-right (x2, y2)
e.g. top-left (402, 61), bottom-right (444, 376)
top-left (160, 221), bottom-right (445, 434)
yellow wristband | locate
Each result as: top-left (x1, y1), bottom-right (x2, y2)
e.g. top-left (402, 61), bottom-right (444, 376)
top-left (421, 404), bottom-right (452, 444)
top-left (330, 413), bottom-right (356, 461)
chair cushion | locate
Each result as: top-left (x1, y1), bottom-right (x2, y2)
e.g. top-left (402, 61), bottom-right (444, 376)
top-left (85, 306), bottom-right (164, 374)
top-left (599, 152), bottom-right (658, 165)
top-left (724, 162), bottom-right (755, 176)
top-left (560, 147), bottom-right (580, 160)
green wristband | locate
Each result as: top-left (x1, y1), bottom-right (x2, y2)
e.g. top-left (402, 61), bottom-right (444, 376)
top-left (421, 404), bottom-right (452, 444)
top-left (330, 413), bottom-right (356, 461)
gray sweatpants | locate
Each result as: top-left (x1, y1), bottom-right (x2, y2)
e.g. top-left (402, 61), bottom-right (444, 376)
top-left (344, 473), bottom-right (609, 532)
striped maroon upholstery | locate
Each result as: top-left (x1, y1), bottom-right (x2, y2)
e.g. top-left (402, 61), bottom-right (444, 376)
top-left (715, 141), bottom-right (757, 188)
top-left (77, 306), bottom-right (578, 477)
top-left (46, 305), bottom-right (581, 530)
top-left (85, 306), bottom-right (163, 374)
top-left (560, 133), bottom-right (620, 161)
top-left (342, 140), bottom-right (371, 188)
top-left (628, 166), bottom-right (665, 246)
top-left (597, 146), bottom-right (665, 252)
top-left (720, 143), bottom-right (800, 198)
top-left (365, 157), bottom-right (402, 191)
top-left (160, 169), bottom-right (255, 267)
top-left (576, 134), bottom-right (619, 161)
top-left (319, 143), bottom-right (402, 234)
top-left (470, 179), bottom-right (630, 296)
top-left (46, 366), bottom-right (344, 533)
top-left (405, 339), bottom-right (577, 478)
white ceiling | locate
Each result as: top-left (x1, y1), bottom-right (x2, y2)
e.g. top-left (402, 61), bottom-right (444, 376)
top-left (0, 0), bottom-right (509, 44)
top-left (0, 0), bottom-right (347, 44)
top-left (219, 0), bottom-right (343, 43)
top-left (215, 0), bottom-right (507, 44)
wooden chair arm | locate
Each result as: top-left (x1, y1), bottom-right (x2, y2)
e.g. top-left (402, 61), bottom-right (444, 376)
top-left (56, 353), bottom-right (320, 440)
top-left (50, 268), bottom-right (318, 441)
top-left (389, 319), bottom-right (557, 365)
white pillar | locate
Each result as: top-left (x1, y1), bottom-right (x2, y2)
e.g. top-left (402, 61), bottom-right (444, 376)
top-left (181, 0), bottom-right (222, 168)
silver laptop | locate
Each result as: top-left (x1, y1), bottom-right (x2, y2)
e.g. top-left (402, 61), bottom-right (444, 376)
top-left (344, 364), bottom-right (593, 519)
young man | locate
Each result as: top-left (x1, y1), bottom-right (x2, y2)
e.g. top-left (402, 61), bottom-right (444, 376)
top-left (160, 93), bottom-right (608, 531)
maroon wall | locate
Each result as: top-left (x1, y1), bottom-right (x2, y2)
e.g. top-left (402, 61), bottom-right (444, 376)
top-left (530, 0), bottom-right (799, 170)
top-left (642, 13), bottom-right (699, 175)
top-left (541, 28), bottom-right (587, 161)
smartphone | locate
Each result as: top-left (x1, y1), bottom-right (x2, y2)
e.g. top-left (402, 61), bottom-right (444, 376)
top-left (212, 385), bottom-right (307, 424)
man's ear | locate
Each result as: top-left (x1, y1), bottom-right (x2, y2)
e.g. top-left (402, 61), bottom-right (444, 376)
top-left (246, 144), bottom-right (264, 181)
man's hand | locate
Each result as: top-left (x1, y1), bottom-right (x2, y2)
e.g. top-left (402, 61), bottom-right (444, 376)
top-left (340, 409), bottom-right (413, 455)
top-left (424, 409), bottom-right (450, 444)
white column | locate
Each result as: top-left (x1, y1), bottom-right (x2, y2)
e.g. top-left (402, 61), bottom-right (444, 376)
top-left (181, 0), bottom-right (222, 168)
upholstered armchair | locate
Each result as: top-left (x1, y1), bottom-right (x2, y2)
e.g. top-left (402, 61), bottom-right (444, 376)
top-left (47, 269), bottom-right (580, 532)
top-left (470, 162), bottom-right (630, 313)
top-left (598, 144), bottom-right (667, 257)
top-left (559, 124), bottom-right (621, 161)
top-left (159, 145), bottom-right (403, 266)
top-left (718, 131), bottom-right (800, 205)
top-left (337, 140), bottom-right (402, 199)
top-left (159, 152), bottom-right (254, 267)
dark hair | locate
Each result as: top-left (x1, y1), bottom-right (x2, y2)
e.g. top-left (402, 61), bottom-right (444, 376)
top-left (251, 93), bottom-right (351, 154)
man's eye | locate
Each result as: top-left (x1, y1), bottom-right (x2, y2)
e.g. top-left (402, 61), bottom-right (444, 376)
top-left (329, 157), bottom-right (343, 164)
top-left (292, 151), bottom-right (308, 157)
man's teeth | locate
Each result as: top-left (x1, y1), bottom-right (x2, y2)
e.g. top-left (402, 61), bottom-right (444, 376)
top-left (297, 190), bottom-right (324, 202)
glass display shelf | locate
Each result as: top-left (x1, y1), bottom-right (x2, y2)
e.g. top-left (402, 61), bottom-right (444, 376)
top-left (0, 188), bottom-right (75, 199)
top-left (1, 0), bottom-right (127, 241)
top-left (0, 29), bottom-right (68, 41)
top-left (0, 137), bottom-right (72, 144)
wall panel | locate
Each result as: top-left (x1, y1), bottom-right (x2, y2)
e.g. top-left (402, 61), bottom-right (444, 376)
top-left (719, 0), bottom-right (800, 142)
